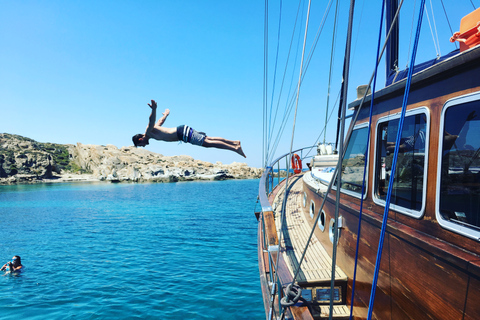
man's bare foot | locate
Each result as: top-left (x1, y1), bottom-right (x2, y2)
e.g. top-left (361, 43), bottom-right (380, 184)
top-left (237, 143), bottom-right (246, 158)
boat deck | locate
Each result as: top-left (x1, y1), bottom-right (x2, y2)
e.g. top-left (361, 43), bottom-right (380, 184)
top-left (272, 175), bottom-right (347, 285)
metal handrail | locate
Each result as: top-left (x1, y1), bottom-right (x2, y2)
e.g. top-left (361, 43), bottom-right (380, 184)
top-left (258, 145), bottom-right (316, 213)
top-left (258, 145), bottom-right (316, 320)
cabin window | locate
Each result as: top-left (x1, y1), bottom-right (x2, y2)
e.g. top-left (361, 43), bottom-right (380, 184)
top-left (374, 110), bottom-right (428, 217)
top-left (437, 96), bottom-right (480, 239)
top-left (336, 125), bottom-right (369, 198)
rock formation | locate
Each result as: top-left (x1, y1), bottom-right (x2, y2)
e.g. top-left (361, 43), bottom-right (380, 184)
top-left (0, 133), bottom-right (262, 184)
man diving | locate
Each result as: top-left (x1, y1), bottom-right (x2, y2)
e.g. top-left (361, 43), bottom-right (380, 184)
top-left (132, 100), bottom-right (246, 158)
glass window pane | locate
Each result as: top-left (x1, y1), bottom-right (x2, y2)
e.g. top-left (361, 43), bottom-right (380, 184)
top-left (439, 101), bottom-right (480, 231)
top-left (375, 114), bottom-right (427, 211)
top-left (339, 127), bottom-right (369, 195)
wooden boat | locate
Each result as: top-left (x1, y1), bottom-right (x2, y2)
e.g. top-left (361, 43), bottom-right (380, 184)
top-left (257, 2), bottom-right (480, 319)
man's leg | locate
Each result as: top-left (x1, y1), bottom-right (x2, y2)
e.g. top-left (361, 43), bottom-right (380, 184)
top-left (203, 137), bottom-right (246, 158)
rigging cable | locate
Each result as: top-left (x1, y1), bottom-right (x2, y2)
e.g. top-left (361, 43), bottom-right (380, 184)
top-left (406, 0), bottom-right (418, 68)
top-left (267, 0), bottom-right (335, 165)
top-left (267, 0), bottom-right (304, 161)
top-left (267, 1), bottom-right (305, 165)
top-left (270, 0), bottom-right (313, 314)
top-left (429, 0), bottom-right (441, 57)
top-left (302, 0), bottom-right (336, 82)
top-left (470, 0), bottom-right (476, 10)
top-left (425, 1), bottom-right (440, 57)
top-left (329, 0), bottom-right (356, 318)
top-left (439, 0), bottom-right (458, 50)
top-left (277, 0), bottom-right (406, 317)
top-left (349, 0), bottom-right (367, 72)
top-left (366, 0), bottom-right (426, 318)
top-left (276, 0), bottom-right (312, 310)
top-left (270, 1), bottom-right (405, 311)
top-left (267, 0), bottom-right (283, 165)
top-left (324, 0), bottom-right (340, 145)
top-left (348, 0), bottom-right (398, 317)
top-left (289, 11), bottom-right (399, 308)
top-left (263, 0), bottom-right (269, 168)
top-left (303, 89), bottom-right (342, 161)
top-left (266, 6), bottom-right (317, 164)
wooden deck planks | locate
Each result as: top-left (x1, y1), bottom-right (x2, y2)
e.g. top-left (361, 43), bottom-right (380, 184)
top-left (319, 306), bottom-right (350, 318)
top-left (273, 176), bottom-right (347, 284)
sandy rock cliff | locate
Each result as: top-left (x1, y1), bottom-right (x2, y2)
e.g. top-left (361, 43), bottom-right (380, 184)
top-left (0, 133), bottom-right (262, 184)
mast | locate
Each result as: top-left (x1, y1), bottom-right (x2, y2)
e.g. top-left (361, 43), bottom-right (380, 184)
top-left (386, 0), bottom-right (399, 81)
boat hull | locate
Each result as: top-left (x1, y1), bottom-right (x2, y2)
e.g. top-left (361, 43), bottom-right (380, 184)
top-left (257, 46), bottom-right (480, 319)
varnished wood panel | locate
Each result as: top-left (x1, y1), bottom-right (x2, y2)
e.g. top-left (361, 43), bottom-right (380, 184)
top-left (303, 180), bottom-right (392, 319)
top-left (264, 210), bottom-right (278, 247)
top-left (258, 213), bottom-right (272, 320)
top-left (276, 251), bottom-right (294, 285)
top-left (290, 306), bottom-right (314, 320)
top-left (389, 234), bottom-right (466, 319)
top-left (464, 263), bottom-right (480, 320)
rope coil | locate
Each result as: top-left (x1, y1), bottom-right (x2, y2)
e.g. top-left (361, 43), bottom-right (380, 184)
top-left (280, 283), bottom-right (302, 307)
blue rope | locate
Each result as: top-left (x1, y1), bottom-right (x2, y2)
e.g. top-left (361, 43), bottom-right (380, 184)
top-left (366, 1), bottom-right (425, 319)
top-left (349, 1), bottom-right (385, 318)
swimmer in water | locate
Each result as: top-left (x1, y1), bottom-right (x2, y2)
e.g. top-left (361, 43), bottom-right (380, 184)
top-left (1, 256), bottom-right (22, 273)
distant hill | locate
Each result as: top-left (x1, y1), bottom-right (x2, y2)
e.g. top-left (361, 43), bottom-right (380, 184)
top-left (0, 133), bottom-right (262, 185)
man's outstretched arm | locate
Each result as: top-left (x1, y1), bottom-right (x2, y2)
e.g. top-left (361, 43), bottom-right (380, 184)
top-left (145, 100), bottom-right (157, 135)
top-left (156, 108), bottom-right (170, 127)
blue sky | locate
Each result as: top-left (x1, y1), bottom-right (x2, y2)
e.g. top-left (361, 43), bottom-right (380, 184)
top-left (0, 1), bottom-right (477, 168)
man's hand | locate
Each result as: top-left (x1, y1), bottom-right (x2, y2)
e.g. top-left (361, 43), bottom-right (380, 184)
top-left (148, 100), bottom-right (157, 109)
top-left (163, 109), bottom-right (170, 117)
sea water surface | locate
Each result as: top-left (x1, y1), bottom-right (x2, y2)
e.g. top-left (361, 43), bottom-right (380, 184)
top-left (0, 179), bottom-right (264, 319)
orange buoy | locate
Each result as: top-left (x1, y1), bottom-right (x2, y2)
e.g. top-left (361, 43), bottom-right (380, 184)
top-left (291, 154), bottom-right (302, 174)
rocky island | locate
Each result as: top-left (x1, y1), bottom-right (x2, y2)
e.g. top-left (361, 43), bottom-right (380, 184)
top-left (0, 133), bottom-right (262, 185)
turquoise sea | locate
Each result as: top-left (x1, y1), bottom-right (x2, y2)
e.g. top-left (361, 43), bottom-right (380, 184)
top-left (0, 179), bottom-right (264, 319)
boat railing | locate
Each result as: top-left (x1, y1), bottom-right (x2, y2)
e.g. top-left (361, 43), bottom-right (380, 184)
top-left (257, 146), bottom-right (315, 318)
top-left (258, 146), bottom-right (316, 212)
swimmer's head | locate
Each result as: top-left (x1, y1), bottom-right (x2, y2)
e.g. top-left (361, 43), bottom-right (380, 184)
top-left (12, 256), bottom-right (21, 265)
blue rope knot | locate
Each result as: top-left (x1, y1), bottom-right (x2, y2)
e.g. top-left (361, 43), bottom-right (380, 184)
top-left (280, 283), bottom-right (302, 307)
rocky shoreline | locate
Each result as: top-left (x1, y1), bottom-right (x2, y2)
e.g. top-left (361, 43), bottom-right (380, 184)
top-left (0, 133), bottom-right (262, 185)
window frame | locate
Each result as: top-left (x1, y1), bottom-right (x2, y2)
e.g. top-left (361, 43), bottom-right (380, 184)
top-left (332, 122), bottom-right (370, 200)
top-left (436, 91), bottom-right (480, 240)
top-left (372, 107), bottom-right (430, 219)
